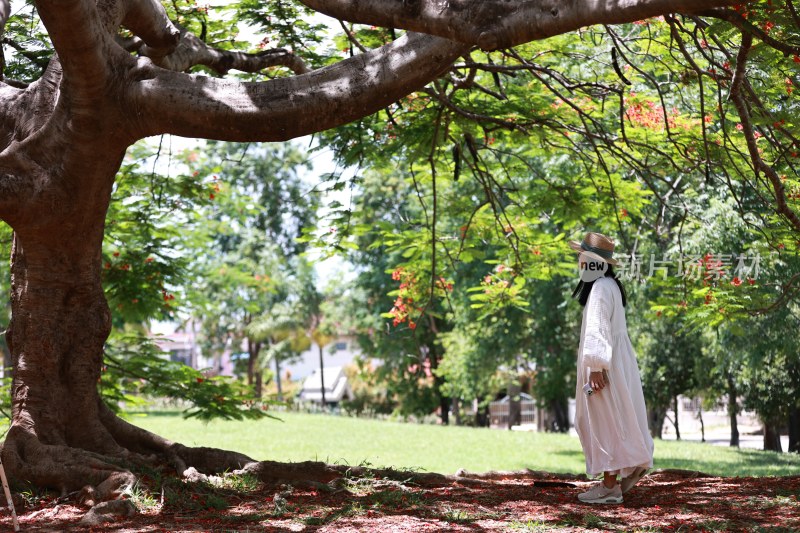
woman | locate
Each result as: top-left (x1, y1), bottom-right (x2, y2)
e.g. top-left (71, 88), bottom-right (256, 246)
top-left (570, 232), bottom-right (653, 504)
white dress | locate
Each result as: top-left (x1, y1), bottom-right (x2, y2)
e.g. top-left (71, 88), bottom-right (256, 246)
top-left (574, 277), bottom-right (654, 478)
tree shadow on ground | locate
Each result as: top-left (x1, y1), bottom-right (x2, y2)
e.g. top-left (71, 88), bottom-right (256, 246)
top-left (3, 470), bottom-right (800, 532)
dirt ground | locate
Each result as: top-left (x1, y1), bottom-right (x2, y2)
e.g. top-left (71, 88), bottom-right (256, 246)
top-left (2, 469), bottom-right (799, 532)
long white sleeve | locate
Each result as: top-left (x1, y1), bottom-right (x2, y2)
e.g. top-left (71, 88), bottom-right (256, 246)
top-left (582, 279), bottom-right (615, 372)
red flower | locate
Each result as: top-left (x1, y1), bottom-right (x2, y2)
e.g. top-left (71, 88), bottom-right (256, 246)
top-left (731, 277), bottom-right (742, 286)
top-left (113, 251), bottom-right (120, 257)
top-left (408, 321), bottom-right (417, 330)
top-left (196, 378), bottom-right (204, 383)
top-left (794, 55), bottom-right (800, 64)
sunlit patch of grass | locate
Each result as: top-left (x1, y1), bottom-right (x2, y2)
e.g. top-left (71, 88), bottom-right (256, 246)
top-left (746, 494), bottom-right (800, 510)
top-left (216, 472), bottom-right (260, 492)
top-left (693, 519), bottom-right (735, 531)
top-left (583, 512), bottom-right (606, 528)
top-left (440, 506), bottom-right (475, 524)
top-left (125, 480), bottom-right (159, 512)
top-left (509, 519), bottom-right (557, 532)
top-left (131, 410), bottom-right (800, 477)
top-left (301, 501), bottom-right (365, 525)
top-left (368, 488), bottom-right (424, 509)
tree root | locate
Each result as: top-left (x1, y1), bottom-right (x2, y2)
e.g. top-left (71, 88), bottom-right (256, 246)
top-left (5, 403), bottom-right (562, 515)
top-left (454, 468), bottom-right (588, 482)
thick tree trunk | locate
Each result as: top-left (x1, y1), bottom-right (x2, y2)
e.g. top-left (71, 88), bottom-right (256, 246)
top-left (1, 223), bottom-right (129, 493)
top-left (649, 407), bottom-right (666, 439)
top-left (255, 371), bottom-right (263, 399)
top-left (549, 398), bottom-right (569, 433)
top-left (0, 221), bottom-right (257, 500)
top-left (789, 406), bottom-right (800, 454)
top-left (246, 337), bottom-right (261, 389)
top-left (763, 421), bottom-right (783, 452)
top-left (507, 381), bottom-right (521, 430)
top-left (727, 371), bottom-right (740, 447)
top-left (438, 381), bottom-right (450, 426)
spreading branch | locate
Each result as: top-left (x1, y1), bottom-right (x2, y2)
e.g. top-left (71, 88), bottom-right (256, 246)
top-left (701, 7), bottom-right (800, 56)
top-left (299, 0), bottom-right (738, 50)
top-left (35, 0), bottom-right (111, 94)
top-left (117, 0), bottom-right (180, 55)
top-left (130, 33), bottom-right (468, 142)
top-left (141, 29), bottom-right (309, 75)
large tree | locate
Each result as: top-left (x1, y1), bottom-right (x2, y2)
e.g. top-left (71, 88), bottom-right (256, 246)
top-left (0, 0), bottom-right (739, 500)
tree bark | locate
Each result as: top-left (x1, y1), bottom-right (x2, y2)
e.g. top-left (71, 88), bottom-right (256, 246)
top-left (255, 371), bottom-right (263, 400)
top-left (698, 406), bottom-right (705, 443)
top-left (246, 337), bottom-right (261, 389)
top-left (788, 406), bottom-right (800, 453)
top-left (299, 0), bottom-right (738, 51)
top-left (763, 421), bottom-right (783, 453)
top-left (727, 371), bottom-right (740, 447)
top-left (274, 355), bottom-right (283, 402)
top-left (549, 398), bottom-right (569, 433)
top-left (672, 395), bottom-right (681, 440)
top-left (507, 381), bottom-right (521, 430)
top-left (649, 407), bottom-right (666, 439)
top-left (318, 343), bottom-right (326, 407)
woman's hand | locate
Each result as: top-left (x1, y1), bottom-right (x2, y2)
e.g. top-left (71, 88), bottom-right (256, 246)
top-left (589, 370), bottom-right (606, 392)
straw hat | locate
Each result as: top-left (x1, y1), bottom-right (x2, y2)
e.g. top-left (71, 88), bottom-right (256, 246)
top-left (568, 232), bottom-right (618, 265)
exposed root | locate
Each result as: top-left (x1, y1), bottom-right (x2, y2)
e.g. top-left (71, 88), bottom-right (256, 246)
top-left (455, 468), bottom-right (588, 482)
top-left (1, 429), bottom-right (136, 504)
top-left (5, 403), bottom-right (555, 518)
top-left (238, 460), bottom-right (496, 488)
top-left (650, 468), bottom-right (715, 479)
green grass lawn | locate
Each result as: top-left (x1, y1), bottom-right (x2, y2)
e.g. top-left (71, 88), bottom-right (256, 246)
top-left (126, 410), bottom-right (800, 477)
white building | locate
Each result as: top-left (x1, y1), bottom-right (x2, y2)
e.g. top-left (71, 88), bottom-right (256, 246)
top-left (281, 335), bottom-right (361, 382)
top-left (296, 366), bottom-right (355, 406)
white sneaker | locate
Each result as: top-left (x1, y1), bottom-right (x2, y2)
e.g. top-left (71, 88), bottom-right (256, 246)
top-left (621, 467), bottom-right (648, 494)
top-left (577, 481), bottom-right (623, 504)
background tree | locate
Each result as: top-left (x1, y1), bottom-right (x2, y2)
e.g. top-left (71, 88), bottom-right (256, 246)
top-left (181, 141), bottom-right (317, 396)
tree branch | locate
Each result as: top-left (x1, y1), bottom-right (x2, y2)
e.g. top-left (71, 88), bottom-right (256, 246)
top-left (701, 7), bottom-right (800, 55)
top-left (35, 0), bottom-right (110, 94)
top-left (129, 32), bottom-right (467, 142)
top-left (117, 0), bottom-right (180, 55)
top-left (0, 0), bottom-right (9, 39)
top-left (730, 33), bottom-right (800, 235)
top-left (299, 0), bottom-right (738, 50)
top-left (141, 29), bottom-right (309, 75)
